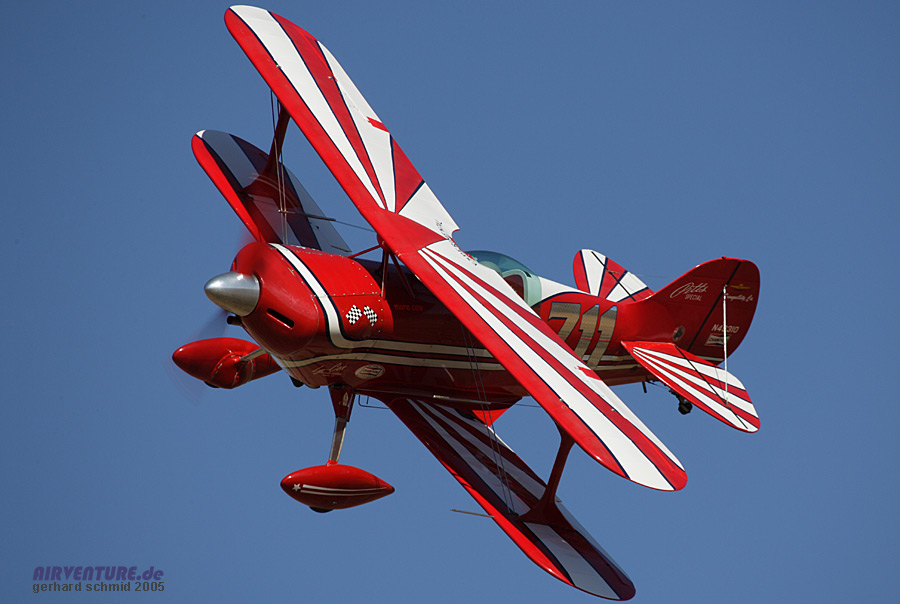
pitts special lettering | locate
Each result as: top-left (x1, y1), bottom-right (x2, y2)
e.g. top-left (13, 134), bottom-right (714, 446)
top-left (669, 282), bottom-right (709, 301)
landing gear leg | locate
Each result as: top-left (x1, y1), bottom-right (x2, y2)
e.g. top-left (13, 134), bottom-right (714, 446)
top-left (327, 385), bottom-right (355, 464)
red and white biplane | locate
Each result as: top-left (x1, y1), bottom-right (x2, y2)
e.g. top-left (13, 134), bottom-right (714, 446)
top-left (173, 6), bottom-right (760, 599)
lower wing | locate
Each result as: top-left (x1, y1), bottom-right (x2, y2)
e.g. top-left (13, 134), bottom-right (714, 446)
top-left (192, 129), bottom-right (349, 253)
top-left (384, 397), bottom-right (636, 600)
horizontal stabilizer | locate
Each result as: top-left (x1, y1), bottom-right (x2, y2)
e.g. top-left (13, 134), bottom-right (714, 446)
top-left (192, 129), bottom-right (349, 254)
top-left (623, 342), bottom-right (759, 432)
top-left (385, 398), bottom-right (635, 600)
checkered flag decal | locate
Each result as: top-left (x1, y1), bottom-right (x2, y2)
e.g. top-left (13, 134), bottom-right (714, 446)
top-left (346, 305), bottom-right (362, 324)
top-left (363, 305), bottom-right (378, 324)
top-left (346, 305), bottom-right (378, 325)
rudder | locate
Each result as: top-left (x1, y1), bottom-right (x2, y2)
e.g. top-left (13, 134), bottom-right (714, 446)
top-left (635, 258), bottom-right (759, 360)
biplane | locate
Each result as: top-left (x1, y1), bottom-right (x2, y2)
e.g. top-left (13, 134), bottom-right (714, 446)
top-left (173, 6), bottom-right (760, 599)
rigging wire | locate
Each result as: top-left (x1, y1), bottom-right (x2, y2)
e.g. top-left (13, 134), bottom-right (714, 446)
top-left (270, 92), bottom-right (289, 244)
top-left (722, 285), bottom-right (729, 404)
top-left (460, 326), bottom-right (515, 515)
top-left (267, 91), bottom-right (375, 246)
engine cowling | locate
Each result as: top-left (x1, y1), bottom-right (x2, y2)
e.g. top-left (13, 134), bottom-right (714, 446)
top-left (220, 243), bottom-right (393, 357)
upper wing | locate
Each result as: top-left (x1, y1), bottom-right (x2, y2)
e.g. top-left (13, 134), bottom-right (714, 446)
top-left (385, 397), bottom-right (635, 600)
top-left (192, 129), bottom-right (349, 253)
top-left (225, 6), bottom-right (685, 491)
top-left (225, 6), bottom-right (457, 247)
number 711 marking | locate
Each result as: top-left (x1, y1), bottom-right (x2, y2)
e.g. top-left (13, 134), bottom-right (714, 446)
top-left (548, 302), bottom-right (617, 369)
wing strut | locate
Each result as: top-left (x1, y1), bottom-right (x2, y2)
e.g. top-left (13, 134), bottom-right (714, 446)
top-left (388, 250), bottom-right (415, 298)
top-left (266, 97), bottom-right (290, 243)
top-left (519, 424), bottom-right (575, 527)
top-left (328, 385), bottom-right (355, 463)
top-left (262, 98), bottom-right (291, 178)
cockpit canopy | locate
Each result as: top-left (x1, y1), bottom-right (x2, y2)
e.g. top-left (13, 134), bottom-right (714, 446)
top-left (467, 250), bottom-right (542, 307)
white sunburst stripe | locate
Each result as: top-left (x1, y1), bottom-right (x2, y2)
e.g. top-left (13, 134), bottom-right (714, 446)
top-left (396, 183), bottom-right (460, 237)
top-left (420, 403), bottom-right (546, 500)
top-left (420, 245), bottom-right (680, 490)
top-left (582, 251), bottom-right (608, 296)
top-left (608, 272), bottom-right (650, 303)
top-left (319, 43), bottom-right (396, 212)
top-left (631, 350), bottom-right (758, 431)
top-left (233, 6), bottom-right (385, 210)
top-left (680, 354), bottom-right (747, 393)
top-left (675, 368), bottom-right (755, 419)
top-left (656, 359), bottom-right (755, 419)
top-left (578, 250), bottom-right (650, 302)
top-left (523, 523), bottom-right (619, 600)
top-left (557, 505), bottom-right (630, 582)
top-left (647, 352), bottom-right (737, 423)
top-left (410, 401), bottom-right (531, 515)
top-left (635, 348), bottom-right (755, 416)
top-left (420, 244), bottom-right (683, 471)
top-left (635, 352), bottom-right (746, 427)
top-left (639, 346), bottom-right (748, 392)
top-left (634, 348), bottom-right (751, 404)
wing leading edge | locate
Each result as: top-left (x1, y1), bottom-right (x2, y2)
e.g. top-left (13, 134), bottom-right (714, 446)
top-left (385, 398), bottom-right (636, 600)
top-left (225, 5), bottom-right (685, 491)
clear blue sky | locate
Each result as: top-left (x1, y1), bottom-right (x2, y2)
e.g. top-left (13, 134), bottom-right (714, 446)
top-left (3, 1), bottom-right (899, 602)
